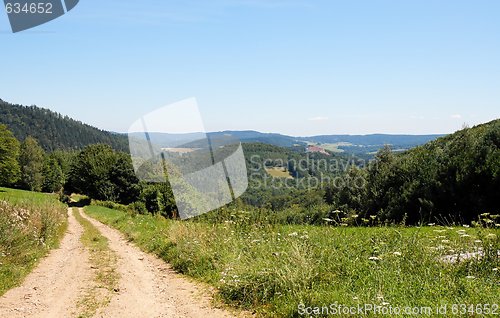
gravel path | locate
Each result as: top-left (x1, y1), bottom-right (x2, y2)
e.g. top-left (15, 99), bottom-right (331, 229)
top-left (0, 208), bottom-right (92, 318)
top-left (0, 207), bottom-right (241, 318)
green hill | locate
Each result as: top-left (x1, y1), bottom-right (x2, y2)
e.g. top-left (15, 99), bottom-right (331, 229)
top-left (335, 118), bottom-right (500, 224)
top-left (0, 99), bottom-right (128, 152)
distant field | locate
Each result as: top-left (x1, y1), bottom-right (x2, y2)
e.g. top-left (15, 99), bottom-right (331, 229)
top-left (0, 188), bottom-right (67, 296)
top-left (319, 142), bottom-right (353, 153)
top-left (86, 206), bottom-right (500, 317)
top-left (305, 141), bottom-right (355, 153)
top-left (265, 167), bottom-right (293, 178)
top-left (161, 147), bottom-right (198, 154)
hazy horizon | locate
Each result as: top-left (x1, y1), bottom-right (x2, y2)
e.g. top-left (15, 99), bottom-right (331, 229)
top-left (2, 1), bottom-right (499, 135)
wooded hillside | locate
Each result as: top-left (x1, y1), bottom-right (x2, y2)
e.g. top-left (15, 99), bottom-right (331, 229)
top-left (0, 99), bottom-right (128, 152)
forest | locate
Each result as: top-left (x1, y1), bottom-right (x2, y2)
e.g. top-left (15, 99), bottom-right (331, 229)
top-left (1, 115), bottom-right (498, 226)
top-left (0, 99), bottom-right (128, 152)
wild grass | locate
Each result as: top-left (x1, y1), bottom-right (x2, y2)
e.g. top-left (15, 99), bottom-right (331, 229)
top-left (0, 187), bottom-right (67, 296)
top-left (73, 208), bottom-right (118, 318)
top-left (85, 205), bottom-right (500, 317)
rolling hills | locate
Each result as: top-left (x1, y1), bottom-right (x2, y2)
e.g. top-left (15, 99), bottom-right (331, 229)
top-left (1, 98), bottom-right (443, 156)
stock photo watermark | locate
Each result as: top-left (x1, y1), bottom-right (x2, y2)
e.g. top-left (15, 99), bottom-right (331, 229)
top-left (3, 0), bottom-right (79, 32)
top-left (127, 98), bottom-right (248, 220)
top-left (248, 154), bottom-right (375, 190)
top-left (298, 302), bottom-right (499, 316)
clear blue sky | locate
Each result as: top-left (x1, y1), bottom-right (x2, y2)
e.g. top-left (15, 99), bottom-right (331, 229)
top-left (1, 0), bottom-right (499, 135)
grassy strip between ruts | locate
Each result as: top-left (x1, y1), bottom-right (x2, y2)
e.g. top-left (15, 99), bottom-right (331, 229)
top-left (72, 208), bottom-right (119, 318)
top-left (85, 205), bottom-right (500, 317)
top-left (0, 187), bottom-right (67, 296)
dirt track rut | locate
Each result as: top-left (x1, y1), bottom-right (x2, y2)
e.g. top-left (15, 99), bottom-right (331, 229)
top-left (0, 208), bottom-right (239, 318)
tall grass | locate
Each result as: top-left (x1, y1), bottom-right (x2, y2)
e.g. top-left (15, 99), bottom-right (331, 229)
top-left (0, 187), bottom-right (67, 295)
top-left (86, 205), bottom-right (499, 317)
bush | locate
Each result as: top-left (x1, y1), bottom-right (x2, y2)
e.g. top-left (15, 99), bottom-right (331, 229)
top-left (129, 201), bottom-right (147, 214)
top-left (92, 199), bottom-right (148, 216)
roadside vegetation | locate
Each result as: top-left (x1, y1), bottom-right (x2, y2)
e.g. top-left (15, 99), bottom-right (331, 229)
top-left (86, 205), bottom-right (499, 317)
top-left (0, 187), bottom-right (67, 296)
top-left (72, 208), bottom-right (118, 318)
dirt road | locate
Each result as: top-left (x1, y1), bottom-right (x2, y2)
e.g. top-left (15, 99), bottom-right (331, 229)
top-left (0, 208), bottom-right (92, 318)
top-left (0, 208), bottom-right (238, 318)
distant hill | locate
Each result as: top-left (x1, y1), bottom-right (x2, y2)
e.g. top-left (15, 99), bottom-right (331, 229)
top-left (0, 99), bottom-right (128, 152)
top-left (0, 98), bottom-right (445, 156)
top-left (302, 134), bottom-right (444, 147)
top-left (137, 130), bottom-right (445, 157)
top-left (129, 131), bottom-right (304, 148)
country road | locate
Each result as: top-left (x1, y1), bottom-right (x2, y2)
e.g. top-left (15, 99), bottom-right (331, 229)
top-left (0, 208), bottom-right (239, 318)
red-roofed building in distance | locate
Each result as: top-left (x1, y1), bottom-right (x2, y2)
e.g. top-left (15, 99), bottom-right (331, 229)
top-left (306, 145), bottom-right (330, 156)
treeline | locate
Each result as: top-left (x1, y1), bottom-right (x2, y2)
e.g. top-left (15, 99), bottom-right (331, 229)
top-left (328, 119), bottom-right (500, 224)
top-left (0, 124), bottom-right (74, 192)
top-left (0, 99), bottom-right (128, 152)
top-left (0, 124), bottom-right (176, 217)
top-left (2, 118), bottom-right (498, 226)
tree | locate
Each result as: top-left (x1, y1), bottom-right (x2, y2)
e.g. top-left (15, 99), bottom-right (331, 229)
top-left (67, 144), bottom-right (140, 204)
top-left (18, 136), bottom-right (45, 191)
top-left (67, 144), bottom-right (118, 200)
top-left (42, 156), bottom-right (64, 193)
top-left (51, 150), bottom-right (77, 184)
top-left (0, 124), bottom-right (20, 186)
top-left (109, 152), bottom-right (140, 204)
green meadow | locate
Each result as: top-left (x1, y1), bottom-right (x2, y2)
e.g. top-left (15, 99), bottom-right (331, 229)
top-left (85, 205), bottom-right (499, 317)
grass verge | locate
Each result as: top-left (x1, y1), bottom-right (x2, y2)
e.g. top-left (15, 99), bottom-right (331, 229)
top-left (72, 208), bottom-right (118, 318)
top-left (85, 205), bottom-right (500, 317)
top-left (0, 187), bottom-right (67, 296)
